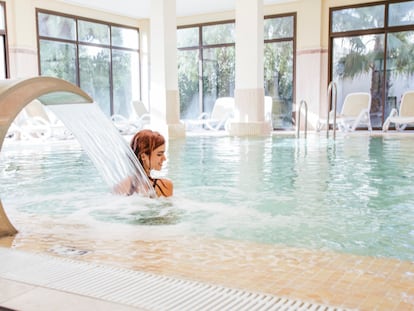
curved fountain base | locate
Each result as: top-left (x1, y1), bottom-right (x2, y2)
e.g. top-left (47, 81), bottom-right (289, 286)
top-left (0, 201), bottom-right (17, 236)
top-left (0, 76), bottom-right (93, 237)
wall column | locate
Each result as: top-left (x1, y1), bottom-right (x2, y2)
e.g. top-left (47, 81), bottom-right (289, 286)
top-left (296, 0), bottom-right (327, 130)
top-left (229, 0), bottom-right (271, 136)
top-left (149, 0), bottom-right (185, 138)
top-left (7, 0), bottom-right (38, 78)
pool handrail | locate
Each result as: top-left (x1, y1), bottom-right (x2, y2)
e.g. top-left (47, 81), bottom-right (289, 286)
top-left (296, 99), bottom-right (308, 139)
top-left (0, 76), bottom-right (93, 237)
top-left (326, 81), bottom-right (337, 139)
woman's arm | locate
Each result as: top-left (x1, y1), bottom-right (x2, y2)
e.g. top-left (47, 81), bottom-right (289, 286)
top-left (114, 176), bottom-right (173, 198)
top-left (113, 176), bottom-right (135, 195)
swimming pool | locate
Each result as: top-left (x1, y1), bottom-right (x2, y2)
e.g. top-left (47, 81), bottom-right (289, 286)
top-left (1, 133), bottom-right (413, 261)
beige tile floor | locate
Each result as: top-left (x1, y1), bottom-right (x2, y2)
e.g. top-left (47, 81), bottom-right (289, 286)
top-left (0, 277), bottom-right (143, 311)
top-left (0, 215), bottom-right (413, 311)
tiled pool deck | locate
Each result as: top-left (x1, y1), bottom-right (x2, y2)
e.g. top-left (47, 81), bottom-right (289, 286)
top-left (0, 224), bottom-right (413, 310)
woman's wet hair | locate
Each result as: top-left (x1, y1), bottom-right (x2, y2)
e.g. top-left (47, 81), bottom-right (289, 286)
top-left (130, 129), bottom-right (165, 165)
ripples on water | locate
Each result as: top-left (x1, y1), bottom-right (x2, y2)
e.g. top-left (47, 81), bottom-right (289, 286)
top-left (1, 134), bottom-right (414, 261)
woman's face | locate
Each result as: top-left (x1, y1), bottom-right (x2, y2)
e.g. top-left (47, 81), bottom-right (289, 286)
top-left (142, 144), bottom-right (167, 172)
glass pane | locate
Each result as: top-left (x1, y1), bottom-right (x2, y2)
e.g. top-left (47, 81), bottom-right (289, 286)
top-left (386, 31), bottom-right (414, 120)
top-left (178, 49), bottom-right (200, 119)
top-left (0, 4), bottom-right (5, 30)
top-left (332, 34), bottom-right (385, 128)
top-left (112, 49), bottom-right (140, 116)
top-left (177, 27), bottom-right (199, 48)
top-left (202, 23), bottom-right (235, 45)
top-left (38, 13), bottom-right (76, 40)
top-left (264, 16), bottom-right (293, 40)
top-left (331, 5), bottom-right (384, 32)
top-left (0, 37), bottom-right (5, 79)
top-left (78, 20), bottom-right (109, 45)
top-left (79, 45), bottom-right (110, 115)
top-left (39, 40), bottom-right (77, 84)
top-left (112, 26), bottom-right (139, 49)
top-left (389, 1), bottom-right (414, 26)
top-left (264, 41), bottom-right (294, 129)
top-left (202, 46), bottom-right (235, 113)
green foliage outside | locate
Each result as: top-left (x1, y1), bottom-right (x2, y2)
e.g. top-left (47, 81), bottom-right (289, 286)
top-left (38, 13), bottom-right (137, 117)
top-left (333, 3), bottom-right (414, 121)
top-left (178, 17), bottom-right (294, 127)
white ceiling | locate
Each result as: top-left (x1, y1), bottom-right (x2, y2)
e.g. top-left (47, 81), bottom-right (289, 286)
top-left (60, 0), bottom-right (294, 19)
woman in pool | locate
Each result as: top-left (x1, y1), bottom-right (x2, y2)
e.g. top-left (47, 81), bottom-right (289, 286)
top-left (115, 129), bottom-right (173, 197)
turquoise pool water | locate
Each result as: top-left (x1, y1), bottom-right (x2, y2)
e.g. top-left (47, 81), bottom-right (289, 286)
top-left (1, 134), bottom-right (414, 261)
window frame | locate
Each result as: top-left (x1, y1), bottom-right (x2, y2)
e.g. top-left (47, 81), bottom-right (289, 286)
top-left (177, 19), bottom-right (236, 116)
top-left (264, 12), bottom-right (297, 119)
top-left (0, 1), bottom-right (9, 79)
top-left (329, 1), bottom-right (414, 127)
top-left (36, 9), bottom-right (141, 116)
top-left (177, 14), bottom-right (296, 126)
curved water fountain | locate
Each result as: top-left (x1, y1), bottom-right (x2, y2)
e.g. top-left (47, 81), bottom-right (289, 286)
top-left (0, 76), bottom-right (93, 237)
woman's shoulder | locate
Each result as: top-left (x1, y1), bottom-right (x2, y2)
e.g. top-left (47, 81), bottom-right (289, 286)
top-left (154, 178), bottom-right (173, 197)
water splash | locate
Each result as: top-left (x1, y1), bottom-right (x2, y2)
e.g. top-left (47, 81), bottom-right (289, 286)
top-left (49, 103), bottom-right (156, 198)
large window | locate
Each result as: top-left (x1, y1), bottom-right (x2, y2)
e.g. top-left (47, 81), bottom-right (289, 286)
top-left (0, 1), bottom-right (8, 79)
top-left (177, 15), bottom-right (295, 130)
top-left (264, 14), bottom-right (295, 129)
top-left (177, 21), bottom-right (235, 120)
top-left (330, 1), bottom-right (414, 128)
top-left (37, 10), bottom-right (140, 117)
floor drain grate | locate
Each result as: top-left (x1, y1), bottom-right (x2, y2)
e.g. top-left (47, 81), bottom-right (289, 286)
top-left (0, 247), bottom-right (355, 311)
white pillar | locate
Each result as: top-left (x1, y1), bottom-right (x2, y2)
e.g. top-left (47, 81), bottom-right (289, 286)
top-left (296, 0), bottom-right (326, 130)
top-left (149, 0), bottom-right (185, 138)
top-left (229, 0), bottom-right (271, 136)
top-left (8, 0), bottom-right (38, 78)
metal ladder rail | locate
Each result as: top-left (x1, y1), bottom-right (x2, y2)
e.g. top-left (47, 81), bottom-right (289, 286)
top-left (296, 99), bottom-right (308, 138)
top-left (326, 81), bottom-right (338, 139)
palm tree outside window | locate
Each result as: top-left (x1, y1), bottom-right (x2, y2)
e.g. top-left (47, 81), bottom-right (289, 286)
top-left (330, 1), bottom-right (414, 129)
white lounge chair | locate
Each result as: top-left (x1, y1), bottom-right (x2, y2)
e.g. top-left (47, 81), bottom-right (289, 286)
top-left (5, 121), bottom-right (24, 140)
top-left (335, 92), bottom-right (372, 131)
top-left (184, 97), bottom-right (235, 131)
top-left (10, 99), bottom-right (70, 140)
top-left (383, 91), bottom-right (414, 132)
top-left (111, 100), bottom-right (151, 134)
